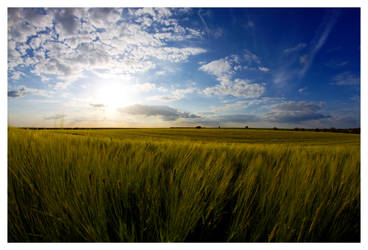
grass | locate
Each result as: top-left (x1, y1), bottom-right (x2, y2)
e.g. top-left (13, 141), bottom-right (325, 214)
top-left (8, 127), bottom-right (360, 242)
top-left (51, 128), bottom-right (360, 145)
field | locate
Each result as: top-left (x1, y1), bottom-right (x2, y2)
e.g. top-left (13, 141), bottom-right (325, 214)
top-left (8, 127), bottom-right (360, 242)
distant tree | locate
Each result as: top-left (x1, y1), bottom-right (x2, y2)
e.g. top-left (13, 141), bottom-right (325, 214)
top-left (196, 126), bottom-right (201, 129)
top-left (300, 128), bottom-right (305, 131)
top-left (294, 127), bottom-right (299, 131)
top-left (245, 126), bottom-right (249, 129)
top-left (218, 126), bottom-right (221, 128)
top-left (330, 127), bottom-right (336, 133)
top-left (314, 128), bottom-right (320, 132)
top-left (272, 127), bottom-right (278, 130)
top-left (352, 128), bottom-right (360, 134)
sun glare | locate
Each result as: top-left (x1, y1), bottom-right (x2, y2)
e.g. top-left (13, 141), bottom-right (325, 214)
top-left (94, 81), bottom-right (137, 112)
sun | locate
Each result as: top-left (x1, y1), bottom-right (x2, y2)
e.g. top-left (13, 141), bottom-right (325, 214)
top-left (93, 81), bottom-right (137, 112)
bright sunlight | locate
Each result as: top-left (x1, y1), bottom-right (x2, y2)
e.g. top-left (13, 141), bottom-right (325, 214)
top-left (93, 81), bottom-right (138, 112)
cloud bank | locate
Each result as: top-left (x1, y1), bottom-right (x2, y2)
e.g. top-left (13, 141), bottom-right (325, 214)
top-left (8, 8), bottom-right (206, 88)
top-left (119, 104), bottom-right (200, 121)
top-left (264, 101), bottom-right (330, 123)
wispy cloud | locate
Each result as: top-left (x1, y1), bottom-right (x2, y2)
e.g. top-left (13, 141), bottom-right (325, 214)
top-left (213, 97), bottom-right (286, 113)
top-left (90, 103), bottom-right (105, 108)
top-left (44, 114), bottom-right (66, 120)
top-left (283, 43), bottom-right (306, 54)
top-left (298, 10), bottom-right (340, 78)
top-left (326, 59), bottom-right (349, 68)
top-left (132, 82), bottom-right (157, 92)
top-left (212, 100), bottom-right (248, 112)
top-left (55, 81), bottom-right (72, 90)
top-left (330, 72), bottom-right (360, 86)
top-left (197, 9), bottom-right (223, 39)
top-left (243, 49), bottom-right (261, 66)
top-left (299, 54), bottom-right (309, 65)
top-left (149, 87), bottom-right (197, 102)
top-left (272, 11), bottom-right (340, 88)
top-left (246, 20), bottom-right (255, 28)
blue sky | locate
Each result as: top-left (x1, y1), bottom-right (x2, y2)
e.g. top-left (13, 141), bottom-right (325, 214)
top-left (7, 8), bottom-right (360, 128)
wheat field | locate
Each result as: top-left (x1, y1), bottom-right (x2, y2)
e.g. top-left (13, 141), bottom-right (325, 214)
top-left (8, 127), bottom-right (360, 242)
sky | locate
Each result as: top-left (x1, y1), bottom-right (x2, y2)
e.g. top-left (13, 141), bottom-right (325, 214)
top-left (7, 7), bottom-right (361, 128)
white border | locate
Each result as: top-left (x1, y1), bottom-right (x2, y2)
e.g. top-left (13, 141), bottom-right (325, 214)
top-left (360, 3), bottom-right (367, 248)
top-left (1, 0), bottom-right (7, 248)
top-left (2, 0), bottom-right (367, 8)
top-left (1, 0), bottom-right (367, 249)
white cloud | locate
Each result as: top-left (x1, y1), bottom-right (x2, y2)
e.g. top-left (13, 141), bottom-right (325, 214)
top-left (329, 60), bottom-right (349, 67)
top-left (172, 87), bottom-right (196, 98)
top-left (90, 103), bottom-right (105, 108)
top-left (247, 21), bottom-right (255, 28)
top-left (213, 27), bottom-right (224, 38)
top-left (243, 49), bottom-right (261, 65)
top-left (200, 51), bottom-right (263, 76)
top-left (218, 114), bottom-right (260, 123)
top-left (44, 114), bottom-right (66, 120)
top-left (31, 57), bottom-right (79, 79)
top-left (200, 54), bottom-right (266, 99)
top-left (298, 87), bottom-right (307, 93)
top-left (8, 8), bottom-right (22, 25)
top-left (258, 66), bottom-right (269, 72)
top-left (9, 71), bottom-right (25, 80)
top-left (299, 54), bottom-right (309, 65)
top-left (54, 8), bottom-right (81, 37)
top-left (54, 81), bottom-right (72, 90)
top-left (119, 104), bottom-right (200, 121)
top-left (213, 97), bottom-right (287, 113)
top-left (212, 100), bottom-right (247, 112)
top-left (132, 82), bottom-right (157, 92)
top-left (264, 101), bottom-right (330, 123)
top-left (8, 86), bottom-right (50, 98)
top-left (23, 8), bottom-right (53, 27)
top-left (197, 9), bottom-right (224, 39)
top-left (273, 71), bottom-right (292, 87)
top-left (330, 72), bottom-right (360, 86)
top-left (28, 33), bottom-right (50, 50)
top-left (299, 11), bottom-right (340, 78)
top-left (199, 58), bottom-right (232, 78)
top-left (268, 101), bottom-right (323, 112)
top-left (134, 7), bottom-right (156, 17)
top-left (264, 111), bottom-right (330, 124)
top-left (204, 78), bottom-right (265, 99)
top-left (149, 87), bottom-right (197, 102)
top-left (8, 7), bottom-right (207, 90)
top-left (283, 43), bottom-right (306, 54)
top-left (8, 88), bottom-right (27, 98)
top-left (143, 47), bottom-right (206, 63)
top-left (8, 21), bottom-right (37, 43)
top-left (87, 8), bottom-right (122, 28)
